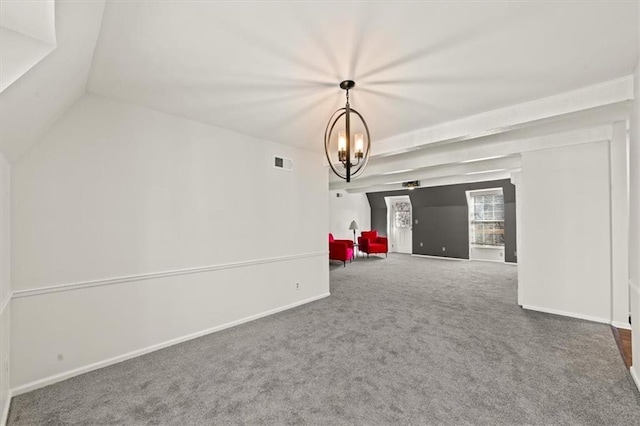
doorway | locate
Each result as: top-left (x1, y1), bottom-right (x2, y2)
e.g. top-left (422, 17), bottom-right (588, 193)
top-left (385, 196), bottom-right (412, 254)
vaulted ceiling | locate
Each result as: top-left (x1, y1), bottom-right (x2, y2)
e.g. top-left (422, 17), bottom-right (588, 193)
top-left (1, 1), bottom-right (638, 192)
top-left (88, 1), bottom-right (637, 151)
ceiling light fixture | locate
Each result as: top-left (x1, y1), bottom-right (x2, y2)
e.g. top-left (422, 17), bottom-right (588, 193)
top-left (402, 180), bottom-right (421, 189)
top-left (324, 80), bottom-right (371, 183)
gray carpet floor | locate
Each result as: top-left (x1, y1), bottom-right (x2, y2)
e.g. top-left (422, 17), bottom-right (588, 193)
top-left (8, 254), bottom-right (640, 425)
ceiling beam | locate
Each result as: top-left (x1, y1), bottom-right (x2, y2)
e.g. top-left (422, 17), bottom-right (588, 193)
top-left (342, 171), bottom-right (514, 194)
top-left (330, 155), bottom-right (521, 191)
top-left (370, 76), bottom-right (632, 158)
top-left (330, 124), bottom-right (614, 187)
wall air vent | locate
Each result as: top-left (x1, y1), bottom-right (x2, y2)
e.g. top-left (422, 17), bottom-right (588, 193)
top-left (274, 156), bottom-right (293, 171)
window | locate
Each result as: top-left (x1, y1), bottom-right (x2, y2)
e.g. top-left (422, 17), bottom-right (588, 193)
top-left (469, 191), bottom-right (504, 247)
top-left (394, 201), bottom-right (411, 228)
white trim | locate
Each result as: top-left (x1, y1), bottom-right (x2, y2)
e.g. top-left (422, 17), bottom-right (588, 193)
top-left (631, 367), bottom-right (640, 393)
top-left (12, 252), bottom-right (327, 299)
top-left (0, 294), bottom-right (10, 316)
top-left (331, 156), bottom-right (521, 191)
top-left (470, 245), bottom-right (505, 250)
top-left (611, 321), bottom-right (632, 331)
top-left (411, 254), bottom-right (467, 262)
top-left (342, 172), bottom-right (512, 194)
top-left (469, 258), bottom-right (506, 264)
top-left (1, 389), bottom-right (10, 426)
top-left (339, 125), bottom-right (614, 193)
top-left (11, 292), bottom-right (331, 396)
top-left (521, 305), bottom-right (610, 325)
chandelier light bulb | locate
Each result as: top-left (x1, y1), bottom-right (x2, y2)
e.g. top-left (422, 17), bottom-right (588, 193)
top-left (338, 131), bottom-right (347, 153)
top-left (354, 133), bottom-right (364, 157)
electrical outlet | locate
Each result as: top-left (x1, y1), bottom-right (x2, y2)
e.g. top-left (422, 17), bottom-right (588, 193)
top-left (514, 251), bottom-right (517, 257)
top-left (415, 219), bottom-right (419, 224)
top-left (420, 242), bottom-right (423, 247)
top-left (442, 247), bottom-right (446, 252)
top-left (295, 282), bottom-right (300, 291)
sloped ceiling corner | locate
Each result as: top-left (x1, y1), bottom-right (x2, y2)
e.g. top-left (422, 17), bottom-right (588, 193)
top-left (0, 0), bottom-right (105, 162)
top-left (0, 0), bottom-right (57, 92)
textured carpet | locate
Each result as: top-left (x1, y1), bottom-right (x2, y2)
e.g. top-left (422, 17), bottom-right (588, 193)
top-left (8, 254), bottom-right (640, 424)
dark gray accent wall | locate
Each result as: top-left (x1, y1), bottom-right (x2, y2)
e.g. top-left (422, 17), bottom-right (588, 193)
top-left (366, 179), bottom-right (517, 262)
top-left (366, 190), bottom-right (412, 237)
top-left (413, 205), bottom-right (469, 259)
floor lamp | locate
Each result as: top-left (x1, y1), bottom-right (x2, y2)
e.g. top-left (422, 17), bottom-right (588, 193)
top-left (349, 220), bottom-right (359, 244)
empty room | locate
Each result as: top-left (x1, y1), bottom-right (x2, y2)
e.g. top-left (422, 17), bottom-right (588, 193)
top-left (1, 1), bottom-right (640, 424)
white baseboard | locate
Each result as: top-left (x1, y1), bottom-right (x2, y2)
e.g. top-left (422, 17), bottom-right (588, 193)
top-left (631, 367), bottom-right (640, 393)
top-left (611, 321), bottom-right (632, 330)
top-left (521, 305), bottom-right (610, 325)
top-left (1, 390), bottom-right (10, 426)
top-left (11, 292), bottom-right (330, 396)
top-left (411, 254), bottom-right (467, 262)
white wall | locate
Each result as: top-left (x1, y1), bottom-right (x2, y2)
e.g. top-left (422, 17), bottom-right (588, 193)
top-left (518, 140), bottom-right (612, 323)
top-left (11, 94), bottom-right (329, 392)
top-left (630, 30), bottom-right (640, 386)
top-left (0, 153), bottom-right (11, 424)
top-left (329, 191), bottom-right (370, 242)
top-left (469, 247), bottom-right (504, 262)
top-left (610, 122), bottom-right (630, 329)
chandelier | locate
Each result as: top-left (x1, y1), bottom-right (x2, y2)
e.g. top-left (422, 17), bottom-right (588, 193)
top-left (324, 80), bottom-right (371, 182)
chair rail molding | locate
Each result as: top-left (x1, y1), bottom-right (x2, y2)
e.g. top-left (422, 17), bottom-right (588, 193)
top-left (0, 293), bottom-right (11, 315)
top-left (12, 251), bottom-right (328, 299)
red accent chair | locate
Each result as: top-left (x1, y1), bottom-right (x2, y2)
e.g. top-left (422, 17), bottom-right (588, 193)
top-left (329, 233), bottom-right (354, 266)
top-left (358, 231), bottom-right (388, 258)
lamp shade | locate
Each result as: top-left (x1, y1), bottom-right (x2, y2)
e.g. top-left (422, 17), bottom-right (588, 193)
top-left (348, 220), bottom-right (359, 231)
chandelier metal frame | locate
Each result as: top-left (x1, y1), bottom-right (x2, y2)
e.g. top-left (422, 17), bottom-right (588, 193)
top-left (324, 80), bottom-right (371, 182)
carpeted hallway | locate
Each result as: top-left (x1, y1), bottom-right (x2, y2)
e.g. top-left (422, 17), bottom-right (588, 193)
top-left (8, 254), bottom-right (640, 424)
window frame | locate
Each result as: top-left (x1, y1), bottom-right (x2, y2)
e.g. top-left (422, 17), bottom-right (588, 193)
top-left (465, 188), bottom-right (505, 249)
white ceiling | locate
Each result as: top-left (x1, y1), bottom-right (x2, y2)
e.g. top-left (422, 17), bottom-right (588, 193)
top-left (87, 1), bottom-right (638, 154)
top-left (1, 1), bottom-right (637, 194)
top-left (0, 0), bottom-right (105, 162)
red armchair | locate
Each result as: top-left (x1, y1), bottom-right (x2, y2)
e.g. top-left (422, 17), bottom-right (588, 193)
top-left (358, 231), bottom-right (388, 258)
top-left (329, 233), bottom-right (354, 266)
